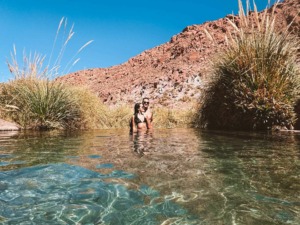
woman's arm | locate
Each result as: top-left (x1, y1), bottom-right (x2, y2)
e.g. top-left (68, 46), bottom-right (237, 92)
top-left (131, 116), bottom-right (137, 132)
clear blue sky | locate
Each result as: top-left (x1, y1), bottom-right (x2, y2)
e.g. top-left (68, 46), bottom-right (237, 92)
top-left (0, 0), bottom-right (276, 82)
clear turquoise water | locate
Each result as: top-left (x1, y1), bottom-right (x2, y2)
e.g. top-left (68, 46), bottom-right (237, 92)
top-left (0, 129), bottom-right (299, 225)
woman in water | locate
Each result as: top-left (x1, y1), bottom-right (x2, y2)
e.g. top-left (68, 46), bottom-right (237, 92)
top-left (130, 103), bottom-right (152, 133)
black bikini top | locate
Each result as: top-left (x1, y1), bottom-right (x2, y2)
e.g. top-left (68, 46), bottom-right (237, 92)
top-left (134, 114), bottom-right (146, 124)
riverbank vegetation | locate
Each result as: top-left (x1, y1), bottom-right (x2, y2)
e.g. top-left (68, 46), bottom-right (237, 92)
top-left (199, 0), bottom-right (300, 130)
top-left (0, 76), bottom-right (108, 130)
top-left (0, 78), bottom-right (196, 129)
top-left (0, 52), bottom-right (195, 130)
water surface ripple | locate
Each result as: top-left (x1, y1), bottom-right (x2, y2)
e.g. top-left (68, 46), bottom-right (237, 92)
top-left (0, 129), bottom-right (299, 225)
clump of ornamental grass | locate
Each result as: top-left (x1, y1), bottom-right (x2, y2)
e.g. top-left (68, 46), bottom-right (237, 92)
top-left (55, 87), bottom-right (132, 130)
top-left (200, 0), bottom-right (300, 130)
top-left (66, 86), bottom-right (107, 129)
top-left (0, 66), bottom-right (109, 130)
top-left (78, 102), bottom-right (132, 129)
top-left (153, 106), bottom-right (197, 128)
top-left (102, 105), bottom-right (132, 129)
top-left (0, 18), bottom-right (98, 130)
top-left (1, 79), bottom-right (78, 129)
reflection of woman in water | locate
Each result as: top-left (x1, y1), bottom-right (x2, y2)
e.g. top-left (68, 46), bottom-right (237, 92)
top-left (130, 103), bottom-right (152, 133)
top-left (132, 129), bottom-right (153, 157)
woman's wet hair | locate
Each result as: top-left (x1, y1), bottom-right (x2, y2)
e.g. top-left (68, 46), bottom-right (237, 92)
top-left (134, 103), bottom-right (141, 115)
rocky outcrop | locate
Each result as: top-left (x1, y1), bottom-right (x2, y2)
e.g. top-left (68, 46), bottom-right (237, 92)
top-left (58, 0), bottom-right (299, 108)
top-left (0, 119), bottom-right (21, 131)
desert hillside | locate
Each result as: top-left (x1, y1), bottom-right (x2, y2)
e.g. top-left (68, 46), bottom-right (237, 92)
top-left (58, 0), bottom-right (300, 107)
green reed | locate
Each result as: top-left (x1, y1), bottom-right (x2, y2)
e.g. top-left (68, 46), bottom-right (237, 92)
top-left (200, 0), bottom-right (300, 130)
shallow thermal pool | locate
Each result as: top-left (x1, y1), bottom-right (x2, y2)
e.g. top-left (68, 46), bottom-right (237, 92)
top-left (0, 128), bottom-right (299, 224)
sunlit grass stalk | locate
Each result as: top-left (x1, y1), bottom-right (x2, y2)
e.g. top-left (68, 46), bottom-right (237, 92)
top-left (7, 47), bottom-right (48, 80)
top-left (46, 17), bottom-right (93, 78)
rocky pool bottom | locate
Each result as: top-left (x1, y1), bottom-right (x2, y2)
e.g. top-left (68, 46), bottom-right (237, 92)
top-left (0, 129), bottom-right (299, 224)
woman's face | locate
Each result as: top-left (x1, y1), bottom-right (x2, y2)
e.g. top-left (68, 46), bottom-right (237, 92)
top-left (139, 105), bottom-right (145, 112)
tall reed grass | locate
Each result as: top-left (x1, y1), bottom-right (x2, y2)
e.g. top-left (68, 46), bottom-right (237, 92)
top-left (1, 75), bottom-right (197, 129)
top-left (153, 106), bottom-right (198, 128)
top-left (0, 79), bottom-right (79, 129)
top-left (89, 104), bottom-right (196, 129)
top-left (199, 0), bottom-right (300, 130)
top-left (0, 18), bottom-right (98, 130)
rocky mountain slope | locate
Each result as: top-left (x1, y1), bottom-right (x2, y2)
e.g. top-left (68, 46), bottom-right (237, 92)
top-left (58, 0), bottom-right (299, 107)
